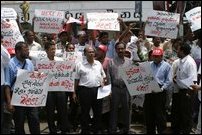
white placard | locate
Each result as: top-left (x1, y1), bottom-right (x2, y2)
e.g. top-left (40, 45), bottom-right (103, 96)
top-left (11, 69), bottom-right (49, 107)
top-left (1, 19), bottom-right (24, 49)
top-left (36, 61), bottom-right (75, 92)
top-left (87, 12), bottom-right (120, 31)
top-left (120, 62), bottom-right (162, 96)
top-left (1, 7), bottom-right (17, 20)
top-left (34, 9), bottom-right (64, 34)
top-left (145, 10), bottom-right (180, 39)
top-left (185, 7), bottom-right (201, 32)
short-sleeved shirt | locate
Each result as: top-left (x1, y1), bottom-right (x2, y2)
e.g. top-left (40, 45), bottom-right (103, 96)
top-left (175, 55), bottom-right (198, 90)
top-left (5, 57), bottom-right (34, 91)
top-left (29, 41), bottom-right (42, 51)
top-left (75, 59), bottom-right (106, 88)
top-left (108, 56), bottom-right (132, 86)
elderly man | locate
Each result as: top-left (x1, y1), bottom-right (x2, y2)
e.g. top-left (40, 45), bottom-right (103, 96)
top-left (74, 45), bottom-right (106, 134)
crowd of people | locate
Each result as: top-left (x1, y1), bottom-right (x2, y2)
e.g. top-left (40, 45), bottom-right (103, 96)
top-left (1, 13), bottom-right (201, 134)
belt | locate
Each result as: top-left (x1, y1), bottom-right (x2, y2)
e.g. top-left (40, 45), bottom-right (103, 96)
top-left (112, 83), bottom-right (126, 88)
top-left (78, 86), bottom-right (100, 89)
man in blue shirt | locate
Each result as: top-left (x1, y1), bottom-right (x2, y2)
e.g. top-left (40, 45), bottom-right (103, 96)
top-left (4, 41), bottom-right (40, 134)
top-left (144, 48), bottom-right (172, 134)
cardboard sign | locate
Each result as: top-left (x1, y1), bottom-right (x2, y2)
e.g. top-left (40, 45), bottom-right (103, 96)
top-left (120, 62), bottom-right (162, 96)
top-left (11, 69), bottom-right (49, 107)
top-left (1, 19), bottom-right (24, 48)
top-left (36, 61), bottom-right (75, 92)
top-left (185, 7), bottom-right (201, 32)
top-left (145, 10), bottom-right (180, 39)
top-left (34, 9), bottom-right (64, 33)
top-left (87, 12), bottom-right (120, 31)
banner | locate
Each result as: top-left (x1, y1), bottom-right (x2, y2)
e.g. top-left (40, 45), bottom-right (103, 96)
top-left (11, 69), bottom-right (49, 107)
top-left (145, 10), bottom-right (180, 39)
top-left (34, 9), bottom-right (64, 34)
top-left (87, 12), bottom-right (120, 31)
top-left (36, 61), bottom-right (75, 92)
top-left (120, 62), bottom-right (162, 96)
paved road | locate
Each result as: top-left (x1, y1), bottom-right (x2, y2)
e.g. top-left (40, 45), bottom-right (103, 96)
top-left (24, 122), bottom-right (146, 134)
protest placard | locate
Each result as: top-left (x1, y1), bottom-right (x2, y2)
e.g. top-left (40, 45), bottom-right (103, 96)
top-left (29, 50), bottom-right (47, 61)
top-left (1, 19), bottom-right (24, 49)
top-left (1, 7), bottom-right (17, 20)
top-left (36, 61), bottom-right (75, 92)
top-left (185, 7), bottom-right (201, 32)
top-left (63, 52), bottom-right (83, 63)
top-left (11, 69), bottom-right (50, 107)
top-left (120, 62), bottom-right (162, 96)
top-left (34, 9), bottom-right (64, 34)
top-left (145, 10), bottom-right (180, 39)
top-left (87, 12), bottom-right (120, 31)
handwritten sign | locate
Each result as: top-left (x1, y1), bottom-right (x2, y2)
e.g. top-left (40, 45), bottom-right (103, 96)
top-left (11, 69), bottom-right (49, 107)
top-left (145, 10), bottom-right (180, 39)
top-left (36, 61), bottom-right (75, 92)
top-left (29, 50), bottom-right (47, 61)
top-left (63, 52), bottom-right (83, 63)
top-left (1, 7), bottom-right (17, 20)
top-left (185, 7), bottom-right (201, 32)
top-left (120, 62), bottom-right (162, 96)
top-left (34, 9), bottom-right (64, 34)
top-left (87, 12), bottom-right (120, 31)
top-left (1, 19), bottom-right (24, 49)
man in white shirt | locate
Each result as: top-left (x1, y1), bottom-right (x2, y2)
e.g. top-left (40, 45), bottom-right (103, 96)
top-left (24, 30), bottom-right (42, 51)
top-left (190, 63), bottom-right (201, 134)
top-left (41, 41), bottom-right (71, 134)
top-left (1, 42), bottom-right (11, 132)
top-left (74, 45), bottom-right (106, 134)
top-left (172, 42), bottom-right (198, 134)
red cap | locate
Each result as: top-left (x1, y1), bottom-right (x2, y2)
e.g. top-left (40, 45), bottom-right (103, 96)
top-left (152, 48), bottom-right (163, 56)
top-left (98, 45), bottom-right (108, 53)
top-left (7, 48), bottom-right (15, 55)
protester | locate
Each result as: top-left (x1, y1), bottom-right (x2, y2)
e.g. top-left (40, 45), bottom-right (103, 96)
top-left (190, 63), bottom-right (201, 134)
top-left (1, 35), bottom-right (11, 134)
top-left (56, 30), bottom-right (72, 57)
top-left (4, 41), bottom-right (40, 134)
top-left (144, 48), bottom-right (172, 134)
top-left (24, 30), bottom-right (43, 51)
top-left (107, 42), bottom-right (132, 134)
top-left (42, 41), bottom-right (71, 134)
top-left (74, 45), bottom-right (106, 134)
top-left (171, 42), bottom-right (198, 134)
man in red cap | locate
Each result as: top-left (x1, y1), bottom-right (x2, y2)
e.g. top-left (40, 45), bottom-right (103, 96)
top-left (144, 48), bottom-right (172, 134)
top-left (95, 44), bottom-right (110, 73)
top-left (95, 44), bottom-right (111, 133)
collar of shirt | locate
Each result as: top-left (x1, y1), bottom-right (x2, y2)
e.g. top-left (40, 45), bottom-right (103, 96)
top-left (13, 56), bottom-right (26, 67)
top-left (83, 59), bottom-right (97, 66)
top-left (114, 56), bottom-right (125, 63)
top-left (180, 55), bottom-right (189, 64)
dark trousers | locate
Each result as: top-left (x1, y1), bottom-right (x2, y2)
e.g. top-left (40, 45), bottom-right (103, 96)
top-left (109, 86), bottom-right (130, 133)
top-left (13, 106), bottom-right (40, 134)
top-left (171, 90), bottom-right (193, 134)
top-left (1, 85), bottom-right (4, 130)
top-left (46, 92), bottom-right (70, 133)
top-left (66, 92), bottom-right (80, 130)
top-left (1, 85), bottom-right (13, 134)
top-left (144, 91), bottom-right (167, 134)
top-left (78, 86), bottom-right (102, 134)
